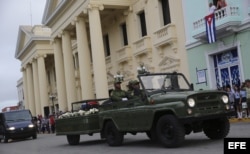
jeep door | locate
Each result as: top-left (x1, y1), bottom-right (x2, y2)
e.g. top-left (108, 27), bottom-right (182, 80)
top-left (127, 99), bottom-right (154, 131)
top-left (109, 100), bottom-right (134, 131)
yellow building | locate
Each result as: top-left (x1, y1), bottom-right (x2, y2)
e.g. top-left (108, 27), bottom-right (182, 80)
top-left (15, 0), bottom-right (189, 117)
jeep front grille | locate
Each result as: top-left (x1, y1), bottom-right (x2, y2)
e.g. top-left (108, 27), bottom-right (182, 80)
top-left (195, 94), bottom-right (221, 113)
top-left (196, 94), bottom-right (217, 101)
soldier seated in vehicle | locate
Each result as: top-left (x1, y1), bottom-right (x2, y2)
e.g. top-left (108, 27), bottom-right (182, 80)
top-left (130, 80), bottom-right (145, 101)
top-left (110, 81), bottom-right (129, 102)
top-left (126, 80), bottom-right (134, 97)
top-left (110, 72), bottom-right (130, 102)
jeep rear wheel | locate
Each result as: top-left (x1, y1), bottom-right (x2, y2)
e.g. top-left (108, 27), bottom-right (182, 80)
top-left (156, 115), bottom-right (185, 148)
top-left (203, 117), bottom-right (230, 140)
top-left (105, 121), bottom-right (124, 146)
top-left (66, 135), bottom-right (80, 145)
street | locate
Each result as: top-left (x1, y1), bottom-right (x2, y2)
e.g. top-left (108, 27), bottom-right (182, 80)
top-left (0, 122), bottom-right (249, 154)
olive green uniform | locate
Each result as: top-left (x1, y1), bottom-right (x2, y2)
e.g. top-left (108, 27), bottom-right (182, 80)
top-left (110, 89), bottom-right (128, 102)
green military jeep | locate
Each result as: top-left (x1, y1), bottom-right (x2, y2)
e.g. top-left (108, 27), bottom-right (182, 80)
top-left (99, 72), bottom-right (233, 147)
top-left (56, 72), bottom-right (233, 148)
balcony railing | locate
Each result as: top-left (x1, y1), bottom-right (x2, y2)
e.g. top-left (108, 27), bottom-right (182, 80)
top-left (192, 6), bottom-right (241, 40)
top-left (116, 46), bottom-right (132, 64)
top-left (133, 36), bottom-right (152, 57)
top-left (154, 24), bottom-right (177, 48)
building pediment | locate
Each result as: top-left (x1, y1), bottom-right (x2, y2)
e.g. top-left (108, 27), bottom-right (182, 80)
top-left (42, 0), bottom-right (64, 22)
top-left (15, 25), bottom-right (51, 60)
top-left (42, 0), bottom-right (76, 26)
top-left (15, 26), bottom-right (33, 59)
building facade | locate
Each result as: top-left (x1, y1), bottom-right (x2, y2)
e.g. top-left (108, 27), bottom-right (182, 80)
top-left (15, 25), bottom-right (54, 116)
top-left (16, 78), bottom-right (25, 110)
top-left (16, 0), bottom-right (189, 116)
top-left (184, 0), bottom-right (250, 90)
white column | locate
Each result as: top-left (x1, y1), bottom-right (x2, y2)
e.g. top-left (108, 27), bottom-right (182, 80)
top-left (88, 4), bottom-right (109, 98)
top-left (26, 64), bottom-right (35, 115)
top-left (62, 31), bottom-right (77, 109)
top-left (53, 38), bottom-right (68, 112)
top-left (22, 68), bottom-right (29, 109)
top-left (32, 60), bottom-right (41, 116)
top-left (75, 17), bottom-right (95, 99)
top-left (37, 55), bottom-right (49, 116)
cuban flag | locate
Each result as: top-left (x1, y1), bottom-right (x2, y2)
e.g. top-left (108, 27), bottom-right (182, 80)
top-left (205, 13), bottom-right (216, 43)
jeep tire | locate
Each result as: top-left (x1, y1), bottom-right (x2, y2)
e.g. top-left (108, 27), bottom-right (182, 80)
top-left (105, 121), bottom-right (124, 146)
top-left (66, 135), bottom-right (80, 145)
top-left (203, 117), bottom-right (230, 140)
top-left (156, 115), bottom-right (185, 148)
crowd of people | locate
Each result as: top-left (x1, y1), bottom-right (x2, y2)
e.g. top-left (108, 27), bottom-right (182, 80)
top-left (33, 114), bottom-right (56, 134)
top-left (222, 79), bottom-right (250, 119)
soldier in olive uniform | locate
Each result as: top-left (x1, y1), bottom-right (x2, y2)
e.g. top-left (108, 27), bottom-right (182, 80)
top-left (131, 80), bottom-right (145, 100)
top-left (110, 81), bottom-right (129, 102)
top-left (126, 80), bottom-right (134, 96)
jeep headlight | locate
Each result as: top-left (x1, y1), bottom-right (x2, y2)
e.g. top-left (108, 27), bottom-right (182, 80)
top-left (8, 127), bottom-right (15, 131)
top-left (187, 98), bottom-right (195, 107)
top-left (221, 95), bottom-right (229, 104)
top-left (28, 124), bottom-right (35, 128)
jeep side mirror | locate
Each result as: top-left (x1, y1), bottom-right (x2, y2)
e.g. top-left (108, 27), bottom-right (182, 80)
top-left (190, 83), bottom-right (194, 90)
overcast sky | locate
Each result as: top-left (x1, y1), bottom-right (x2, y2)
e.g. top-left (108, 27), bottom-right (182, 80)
top-left (0, 0), bottom-right (46, 110)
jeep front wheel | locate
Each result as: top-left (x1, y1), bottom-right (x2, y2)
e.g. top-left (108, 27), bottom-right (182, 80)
top-left (66, 135), bottom-right (80, 145)
top-left (156, 115), bottom-right (185, 148)
top-left (203, 117), bottom-right (230, 140)
top-left (104, 121), bottom-right (124, 146)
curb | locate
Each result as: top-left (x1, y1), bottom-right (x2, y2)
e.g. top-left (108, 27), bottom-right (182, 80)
top-left (229, 118), bottom-right (250, 123)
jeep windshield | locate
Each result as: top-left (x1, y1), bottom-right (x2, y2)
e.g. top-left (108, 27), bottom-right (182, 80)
top-left (139, 73), bottom-right (192, 94)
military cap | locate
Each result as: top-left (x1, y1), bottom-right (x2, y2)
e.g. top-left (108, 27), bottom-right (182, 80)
top-left (132, 80), bottom-right (139, 85)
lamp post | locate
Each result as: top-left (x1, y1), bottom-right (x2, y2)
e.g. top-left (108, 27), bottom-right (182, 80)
top-left (49, 94), bottom-right (56, 114)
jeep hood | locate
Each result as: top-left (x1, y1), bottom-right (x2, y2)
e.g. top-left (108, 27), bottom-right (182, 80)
top-left (150, 90), bottom-right (225, 103)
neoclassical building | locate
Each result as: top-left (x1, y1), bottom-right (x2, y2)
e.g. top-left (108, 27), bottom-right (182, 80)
top-left (15, 25), bottom-right (54, 116)
top-left (15, 0), bottom-right (189, 116)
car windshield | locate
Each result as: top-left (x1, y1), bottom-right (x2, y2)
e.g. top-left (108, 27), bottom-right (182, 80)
top-left (4, 110), bottom-right (32, 122)
top-left (139, 73), bottom-right (191, 93)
